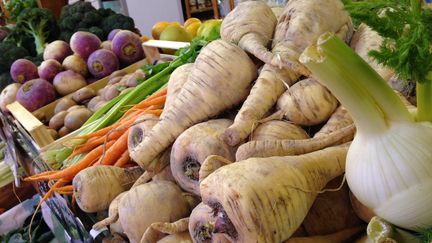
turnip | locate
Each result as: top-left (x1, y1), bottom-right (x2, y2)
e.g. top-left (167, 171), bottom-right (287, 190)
top-left (189, 203), bottom-right (230, 243)
top-left (53, 70), bottom-right (87, 96)
top-left (112, 30), bottom-right (144, 65)
top-left (129, 40), bottom-right (257, 171)
top-left (70, 31), bottom-right (101, 60)
top-left (0, 83), bottom-right (21, 112)
top-left (108, 29), bottom-right (121, 41)
top-left (38, 59), bottom-right (63, 82)
top-left (43, 40), bottom-right (72, 62)
top-left (87, 49), bottom-right (119, 78)
top-left (101, 40), bottom-right (112, 51)
top-left (16, 79), bottom-right (56, 112)
top-left (10, 59), bottom-right (38, 83)
top-left (73, 166), bottom-right (143, 213)
top-left (170, 119), bottom-right (236, 195)
top-left (118, 181), bottom-right (199, 243)
top-left (62, 55), bottom-right (88, 77)
top-left (200, 145), bottom-right (348, 242)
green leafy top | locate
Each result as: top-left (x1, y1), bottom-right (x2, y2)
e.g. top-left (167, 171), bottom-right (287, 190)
top-left (343, 0), bottom-right (432, 84)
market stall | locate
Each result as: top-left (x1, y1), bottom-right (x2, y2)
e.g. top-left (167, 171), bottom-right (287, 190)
top-left (1, 0), bottom-right (431, 242)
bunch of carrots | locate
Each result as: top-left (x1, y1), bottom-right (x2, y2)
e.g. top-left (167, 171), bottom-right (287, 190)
top-left (24, 87), bottom-right (167, 201)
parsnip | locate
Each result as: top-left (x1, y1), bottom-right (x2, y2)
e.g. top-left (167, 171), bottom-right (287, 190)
top-left (200, 145), bottom-right (349, 242)
top-left (313, 106), bottom-right (353, 139)
top-left (188, 203), bottom-right (230, 243)
top-left (284, 227), bottom-right (364, 243)
top-left (250, 120), bottom-right (309, 141)
top-left (141, 218), bottom-right (190, 243)
top-left (130, 40), bottom-right (257, 171)
top-left (221, 1), bottom-right (277, 65)
top-left (73, 166), bottom-right (143, 213)
top-left (350, 23), bottom-right (394, 81)
top-left (223, 64), bottom-right (300, 146)
top-left (93, 191), bottom-right (126, 233)
top-left (157, 232), bottom-right (193, 243)
top-left (235, 124), bottom-right (355, 161)
top-left (118, 181), bottom-right (199, 243)
top-left (270, 0), bottom-right (353, 75)
top-left (274, 78), bottom-right (338, 126)
top-left (171, 119), bottom-right (236, 195)
top-left (162, 63), bottom-right (193, 117)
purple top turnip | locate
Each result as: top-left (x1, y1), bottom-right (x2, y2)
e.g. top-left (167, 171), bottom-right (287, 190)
top-left (10, 59), bottom-right (38, 83)
top-left (16, 79), bottom-right (56, 112)
top-left (62, 55), bottom-right (88, 77)
top-left (112, 30), bottom-right (144, 65)
top-left (107, 29), bottom-right (121, 41)
top-left (70, 31), bottom-right (101, 60)
top-left (38, 59), bottom-right (63, 82)
top-left (87, 49), bottom-right (119, 79)
top-left (101, 41), bottom-right (112, 51)
top-left (43, 40), bottom-right (72, 62)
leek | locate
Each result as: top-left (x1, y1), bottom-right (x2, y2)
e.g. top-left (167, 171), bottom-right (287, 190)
top-left (300, 33), bottom-right (432, 231)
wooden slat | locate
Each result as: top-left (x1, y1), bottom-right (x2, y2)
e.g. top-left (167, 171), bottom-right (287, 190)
top-left (143, 40), bottom-right (190, 50)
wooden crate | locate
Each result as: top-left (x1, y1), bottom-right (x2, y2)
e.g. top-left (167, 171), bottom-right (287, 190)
top-left (7, 59), bottom-right (148, 149)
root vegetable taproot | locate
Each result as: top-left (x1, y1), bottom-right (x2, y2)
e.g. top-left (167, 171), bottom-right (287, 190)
top-left (273, 78), bottom-right (338, 126)
top-left (189, 203), bottom-right (230, 243)
top-left (269, 0), bottom-right (353, 75)
top-left (221, 1), bottom-right (277, 64)
top-left (93, 191), bottom-right (127, 233)
top-left (250, 120), bottom-right (309, 141)
top-left (313, 106), bottom-right (353, 139)
top-left (129, 40), bottom-right (257, 171)
top-left (200, 145), bottom-right (348, 242)
top-left (141, 218), bottom-right (190, 243)
top-left (349, 23), bottom-right (394, 81)
top-left (284, 227), bottom-right (364, 243)
top-left (162, 63), bottom-right (193, 117)
top-left (223, 64), bottom-right (300, 146)
top-left (118, 181), bottom-right (199, 243)
top-left (73, 165), bottom-right (143, 213)
top-left (132, 147), bottom-right (172, 188)
top-left (170, 119), bottom-right (236, 195)
top-left (157, 232), bottom-right (193, 243)
top-left (127, 114), bottom-right (160, 154)
top-left (235, 124), bottom-right (355, 161)
top-left (153, 164), bottom-right (176, 183)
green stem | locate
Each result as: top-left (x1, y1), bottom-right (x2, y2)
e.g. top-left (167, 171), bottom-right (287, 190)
top-left (411, 0), bottom-right (422, 14)
top-left (416, 75), bottom-right (432, 122)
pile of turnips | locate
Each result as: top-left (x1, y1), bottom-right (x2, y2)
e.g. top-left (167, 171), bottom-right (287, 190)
top-left (0, 29), bottom-right (144, 113)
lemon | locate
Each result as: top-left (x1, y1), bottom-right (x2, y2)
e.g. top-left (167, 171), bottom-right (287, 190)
top-left (186, 21), bottom-right (201, 38)
top-left (151, 21), bottom-right (170, 40)
top-left (184, 18), bottom-right (201, 29)
top-left (159, 25), bottom-right (192, 54)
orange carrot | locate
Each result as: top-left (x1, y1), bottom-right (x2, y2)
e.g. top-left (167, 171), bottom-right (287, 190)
top-left (54, 185), bottom-right (74, 194)
top-left (99, 130), bottom-right (129, 165)
top-left (122, 95), bottom-right (166, 117)
top-left (114, 150), bottom-right (130, 167)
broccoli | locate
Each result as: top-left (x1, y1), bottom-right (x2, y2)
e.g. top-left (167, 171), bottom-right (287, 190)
top-left (0, 42), bottom-right (29, 73)
top-left (88, 26), bottom-right (105, 40)
top-left (15, 8), bottom-right (59, 55)
top-left (0, 73), bottom-right (14, 91)
top-left (96, 8), bottom-right (115, 18)
top-left (101, 14), bottom-right (135, 36)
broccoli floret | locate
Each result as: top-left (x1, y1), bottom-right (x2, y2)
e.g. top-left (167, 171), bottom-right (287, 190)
top-left (101, 14), bottom-right (135, 36)
top-left (0, 73), bottom-right (14, 91)
top-left (97, 8), bottom-right (116, 18)
top-left (88, 26), bottom-right (105, 40)
top-left (83, 11), bottom-right (102, 25)
top-left (15, 8), bottom-right (59, 55)
top-left (59, 31), bottom-right (73, 42)
top-left (0, 42), bottom-right (29, 73)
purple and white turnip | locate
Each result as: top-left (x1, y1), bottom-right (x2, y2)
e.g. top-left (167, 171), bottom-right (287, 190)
top-left (43, 40), bottom-right (72, 62)
top-left (62, 55), bottom-right (88, 77)
top-left (87, 49), bottom-right (119, 79)
top-left (0, 83), bottom-right (21, 112)
top-left (16, 79), bottom-right (56, 111)
top-left (70, 31), bottom-right (101, 60)
top-left (10, 59), bottom-right (38, 83)
top-left (38, 59), bottom-right (63, 82)
top-left (112, 30), bottom-right (144, 65)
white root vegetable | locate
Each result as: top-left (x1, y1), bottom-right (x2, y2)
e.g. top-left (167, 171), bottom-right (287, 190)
top-left (118, 181), bottom-right (199, 243)
top-left (0, 83), bottom-right (21, 112)
top-left (200, 145), bottom-right (348, 242)
top-left (127, 113), bottom-right (160, 159)
top-left (269, 0), bottom-right (353, 75)
top-left (273, 78), bottom-right (338, 126)
top-left (284, 227), bottom-right (364, 243)
top-left (152, 164), bottom-right (176, 183)
top-left (93, 191), bottom-right (127, 233)
top-left (130, 40), bottom-right (257, 171)
top-left (250, 120), bottom-right (309, 141)
top-left (223, 64), bottom-right (300, 146)
top-left (188, 203), bottom-right (230, 243)
top-left (140, 218), bottom-right (190, 243)
top-left (313, 106), bottom-right (353, 139)
top-left (350, 23), bottom-right (394, 81)
top-left (131, 148), bottom-right (172, 188)
top-left (157, 232), bottom-right (193, 243)
top-left (162, 63), bottom-right (193, 117)
top-left (221, 1), bottom-right (277, 64)
top-left (235, 124), bottom-right (355, 161)
top-left (73, 166), bottom-right (143, 213)
top-left (171, 119), bottom-right (236, 195)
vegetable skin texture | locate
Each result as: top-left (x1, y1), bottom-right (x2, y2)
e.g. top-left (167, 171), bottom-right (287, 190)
top-left (141, 218), bottom-right (190, 243)
top-left (10, 59), bottom-right (38, 83)
top-left (250, 120), bottom-right (309, 141)
top-left (118, 181), bottom-right (196, 243)
top-left (189, 203), bottom-right (230, 243)
top-left (16, 78), bottom-right (56, 112)
top-left (313, 106), bottom-right (353, 140)
top-left (53, 70), bottom-right (87, 96)
top-left (235, 124), bottom-right (354, 161)
top-left (130, 40), bottom-right (257, 171)
top-left (93, 191), bottom-right (126, 234)
top-left (349, 23), bottom-right (394, 81)
top-left (200, 145), bottom-right (348, 242)
top-left (0, 83), bottom-right (21, 112)
top-left (223, 63), bottom-right (300, 146)
top-left (275, 78), bottom-right (338, 126)
top-left (87, 49), bottom-right (119, 78)
top-left (284, 227), bottom-right (364, 243)
top-left (270, 0), bottom-right (353, 75)
top-left (70, 31), bottom-right (101, 60)
top-left (62, 55), bottom-right (88, 77)
top-left (73, 165), bottom-right (143, 213)
top-left (157, 232), bottom-right (193, 243)
top-left (111, 30), bottom-right (144, 65)
top-left (220, 1), bottom-right (277, 64)
top-left (170, 119), bottom-right (236, 195)
top-left (43, 40), bottom-right (72, 62)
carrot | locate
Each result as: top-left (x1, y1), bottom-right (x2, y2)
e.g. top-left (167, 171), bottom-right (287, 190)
top-left (122, 88), bottom-right (167, 117)
top-left (114, 150), bottom-right (130, 167)
top-left (99, 130), bottom-right (129, 165)
top-left (27, 141), bottom-right (115, 181)
top-left (199, 145), bottom-right (349, 242)
top-left (129, 40), bottom-right (257, 171)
